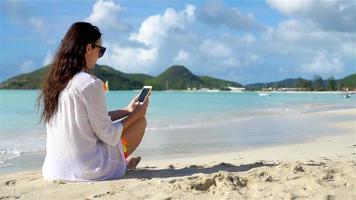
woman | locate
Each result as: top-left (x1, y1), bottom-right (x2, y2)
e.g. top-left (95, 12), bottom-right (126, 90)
top-left (38, 22), bottom-right (148, 181)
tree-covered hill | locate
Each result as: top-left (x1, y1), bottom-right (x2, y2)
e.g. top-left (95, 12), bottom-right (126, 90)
top-left (0, 65), bottom-right (243, 90)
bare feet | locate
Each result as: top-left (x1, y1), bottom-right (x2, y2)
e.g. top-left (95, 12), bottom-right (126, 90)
top-left (127, 156), bottom-right (141, 170)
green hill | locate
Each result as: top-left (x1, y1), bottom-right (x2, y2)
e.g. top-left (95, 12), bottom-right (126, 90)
top-left (89, 65), bottom-right (151, 90)
top-left (145, 65), bottom-right (204, 90)
top-left (91, 65), bottom-right (153, 83)
top-left (340, 73), bottom-right (356, 88)
top-left (145, 65), bottom-right (243, 90)
top-left (246, 73), bottom-right (356, 90)
top-left (245, 78), bottom-right (302, 89)
top-left (199, 76), bottom-right (242, 89)
top-left (0, 65), bottom-right (150, 90)
top-left (0, 65), bottom-right (242, 90)
top-left (0, 66), bottom-right (50, 89)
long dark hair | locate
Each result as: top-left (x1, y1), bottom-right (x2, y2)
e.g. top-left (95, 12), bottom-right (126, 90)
top-left (38, 22), bottom-right (101, 123)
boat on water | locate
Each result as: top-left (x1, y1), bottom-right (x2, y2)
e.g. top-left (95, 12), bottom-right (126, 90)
top-left (259, 93), bottom-right (270, 96)
top-left (228, 86), bottom-right (246, 92)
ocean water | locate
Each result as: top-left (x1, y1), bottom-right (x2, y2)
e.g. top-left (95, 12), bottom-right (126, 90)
top-left (0, 90), bottom-right (355, 173)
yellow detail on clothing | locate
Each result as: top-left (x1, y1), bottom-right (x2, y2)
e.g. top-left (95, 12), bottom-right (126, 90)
top-left (121, 138), bottom-right (129, 159)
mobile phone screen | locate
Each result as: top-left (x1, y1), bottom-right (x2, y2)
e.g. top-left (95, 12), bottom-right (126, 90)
top-left (138, 88), bottom-right (150, 102)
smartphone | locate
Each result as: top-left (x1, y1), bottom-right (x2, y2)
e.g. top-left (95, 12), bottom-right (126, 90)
top-left (137, 86), bottom-right (152, 103)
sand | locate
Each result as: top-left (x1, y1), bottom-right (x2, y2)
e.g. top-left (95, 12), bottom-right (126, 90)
top-left (1, 108), bottom-right (355, 200)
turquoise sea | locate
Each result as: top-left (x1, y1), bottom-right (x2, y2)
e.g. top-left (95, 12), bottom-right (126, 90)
top-left (0, 90), bottom-right (355, 173)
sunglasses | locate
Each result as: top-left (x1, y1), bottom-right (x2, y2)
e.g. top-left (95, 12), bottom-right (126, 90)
top-left (92, 43), bottom-right (106, 58)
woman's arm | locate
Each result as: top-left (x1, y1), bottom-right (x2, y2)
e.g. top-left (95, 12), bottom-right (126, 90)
top-left (108, 109), bottom-right (131, 121)
top-left (121, 100), bottom-right (148, 131)
top-left (109, 95), bottom-right (139, 121)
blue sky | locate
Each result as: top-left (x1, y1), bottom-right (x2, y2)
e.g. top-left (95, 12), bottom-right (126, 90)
top-left (0, 0), bottom-right (355, 84)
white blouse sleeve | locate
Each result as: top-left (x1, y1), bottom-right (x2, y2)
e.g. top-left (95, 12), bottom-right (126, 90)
top-left (81, 79), bottom-right (123, 147)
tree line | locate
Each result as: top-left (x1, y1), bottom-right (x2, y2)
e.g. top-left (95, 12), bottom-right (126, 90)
top-left (295, 75), bottom-right (340, 91)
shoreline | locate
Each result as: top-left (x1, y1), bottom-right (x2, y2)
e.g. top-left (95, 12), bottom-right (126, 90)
top-left (1, 108), bottom-right (355, 199)
top-left (139, 127), bottom-right (356, 169)
top-left (1, 131), bottom-right (353, 175)
top-left (1, 89), bottom-right (355, 93)
top-left (1, 132), bottom-right (355, 175)
top-left (1, 107), bottom-right (355, 175)
top-left (1, 131), bottom-right (355, 199)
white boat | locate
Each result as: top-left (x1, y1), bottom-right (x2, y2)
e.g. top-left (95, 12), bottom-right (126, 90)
top-left (198, 88), bottom-right (219, 92)
top-left (228, 86), bottom-right (245, 92)
top-left (206, 89), bottom-right (219, 92)
top-left (259, 93), bottom-right (270, 96)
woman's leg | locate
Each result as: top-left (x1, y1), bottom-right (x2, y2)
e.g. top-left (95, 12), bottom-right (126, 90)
top-left (121, 117), bottom-right (147, 157)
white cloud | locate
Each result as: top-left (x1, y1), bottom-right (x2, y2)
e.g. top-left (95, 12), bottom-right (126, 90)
top-left (264, 19), bottom-right (316, 47)
top-left (29, 17), bottom-right (44, 30)
top-left (339, 43), bottom-right (356, 57)
top-left (98, 5), bottom-right (195, 73)
top-left (194, 36), bottom-right (260, 71)
top-left (174, 50), bottom-right (190, 61)
top-left (262, 19), bottom-right (355, 56)
top-left (221, 57), bottom-right (241, 67)
top-left (1, 1), bottom-right (47, 32)
top-left (42, 51), bottom-right (53, 66)
top-left (99, 43), bottom-right (158, 73)
top-left (267, 0), bottom-right (312, 15)
top-left (259, 18), bottom-right (355, 76)
top-left (300, 52), bottom-right (344, 75)
top-left (267, 0), bottom-right (356, 32)
top-left (19, 60), bottom-right (35, 73)
top-left (86, 1), bottom-right (354, 82)
top-left (129, 5), bottom-right (195, 46)
top-left (85, 0), bottom-right (131, 31)
top-left (200, 39), bottom-right (231, 58)
top-left (198, 1), bottom-right (264, 31)
top-left (245, 54), bottom-right (259, 65)
top-left (84, 2), bottom-right (264, 79)
top-left (240, 33), bottom-right (256, 44)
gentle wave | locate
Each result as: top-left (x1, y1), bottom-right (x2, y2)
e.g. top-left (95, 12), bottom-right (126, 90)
top-left (146, 116), bottom-right (256, 131)
top-left (0, 148), bottom-right (45, 168)
top-left (0, 103), bottom-right (339, 167)
top-left (1, 91), bottom-right (354, 171)
top-left (0, 148), bottom-right (22, 168)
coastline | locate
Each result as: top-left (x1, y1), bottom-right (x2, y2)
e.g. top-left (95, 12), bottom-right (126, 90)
top-left (1, 88), bottom-right (355, 93)
top-left (1, 133), bottom-right (355, 199)
top-left (1, 108), bottom-right (355, 199)
top-left (2, 106), bottom-right (354, 175)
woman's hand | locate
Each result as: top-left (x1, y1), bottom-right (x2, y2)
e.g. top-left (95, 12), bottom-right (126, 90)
top-left (131, 98), bottom-right (149, 120)
top-left (121, 95), bottom-right (150, 131)
top-left (126, 95), bottom-right (138, 112)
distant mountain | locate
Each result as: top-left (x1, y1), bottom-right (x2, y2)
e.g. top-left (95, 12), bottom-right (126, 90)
top-left (0, 65), bottom-right (151, 90)
top-left (0, 66), bottom-right (50, 89)
top-left (245, 73), bottom-right (356, 90)
top-left (145, 65), bottom-right (203, 90)
top-left (198, 76), bottom-right (242, 89)
top-left (90, 65), bottom-right (152, 90)
top-left (0, 65), bottom-right (242, 90)
top-left (145, 65), bottom-right (243, 90)
top-left (245, 78), bottom-right (299, 89)
top-left (340, 74), bottom-right (356, 88)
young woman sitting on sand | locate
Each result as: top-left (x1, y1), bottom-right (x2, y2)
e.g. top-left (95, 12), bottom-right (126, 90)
top-left (38, 22), bottom-right (148, 181)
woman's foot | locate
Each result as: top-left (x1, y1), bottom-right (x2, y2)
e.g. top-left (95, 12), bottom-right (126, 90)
top-left (127, 156), bottom-right (141, 170)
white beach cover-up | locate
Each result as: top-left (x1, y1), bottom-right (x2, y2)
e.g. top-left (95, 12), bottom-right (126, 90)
top-left (42, 72), bottom-right (126, 181)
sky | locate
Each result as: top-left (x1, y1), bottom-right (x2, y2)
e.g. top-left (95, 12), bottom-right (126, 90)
top-left (0, 0), bottom-right (355, 84)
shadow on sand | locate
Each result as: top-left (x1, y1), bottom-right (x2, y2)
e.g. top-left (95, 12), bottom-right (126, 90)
top-left (122, 161), bottom-right (277, 180)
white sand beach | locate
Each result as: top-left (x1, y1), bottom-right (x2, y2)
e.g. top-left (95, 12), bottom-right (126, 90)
top-left (1, 108), bottom-right (355, 200)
